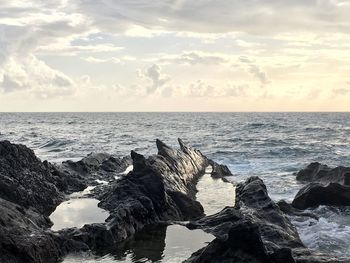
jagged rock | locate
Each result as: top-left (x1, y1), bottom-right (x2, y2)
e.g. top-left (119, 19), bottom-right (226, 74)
top-left (208, 160), bottom-right (233, 178)
top-left (292, 182), bottom-right (350, 209)
top-left (0, 140), bottom-right (63, 215)
top-left (296, 162), bottom-right (350, 185)
top-left (0, 198), bottom-right (62, 263)
top-left (61, 139), bottom-right (208, 251)
top-left (56, 153), bottom-right (132, 188)
top-left (186, 177), bottom-right (347, 263)
top-left (0, 140), bottom-right (135, 263)
top-left (277, 200), bottom-right (319, 220)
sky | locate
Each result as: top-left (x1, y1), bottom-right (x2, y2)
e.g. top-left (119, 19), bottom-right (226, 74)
top-left (1, 0), bottom-right (350, 112)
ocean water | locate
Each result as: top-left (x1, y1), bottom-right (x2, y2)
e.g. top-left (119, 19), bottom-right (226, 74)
top-left (1, 112), bottom-right (350, 259)
top-left (1, 112), bottom-right (350, 200)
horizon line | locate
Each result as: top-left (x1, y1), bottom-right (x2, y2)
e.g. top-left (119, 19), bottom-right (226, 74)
top-left (1, 111), bottom-right (350, 113)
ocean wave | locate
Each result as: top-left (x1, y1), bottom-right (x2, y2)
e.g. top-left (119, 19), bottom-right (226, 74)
top-left (39, 138), bottom-right (74, 149)
top-left (291, 206), bottom-right (350, 258)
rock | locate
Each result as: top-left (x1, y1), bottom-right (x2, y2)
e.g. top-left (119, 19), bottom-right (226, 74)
top-left (56, 153), bottom-right (132, 189)
top-left (0, 140), bottom-right (135, 263)
top-left (61, 139), bottom-right (208, 251)
top-left (186, 177), bottom-right (347, 263)
top-left (0, 198), bottom-right (62, 263)
top-left (208, 160), bottom-right (233, 178)
top-left (292, 182), bottom-right (350, 209)
top-left (296, 162), bottom-right (350, 185)
top-left (344, 172), bottom-right (350, 186)
top-left (0, 140), bottom-right (63, 215)
top-left (277, 200), bottom-right (319, 220)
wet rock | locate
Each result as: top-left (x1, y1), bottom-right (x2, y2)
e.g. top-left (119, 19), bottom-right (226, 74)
top-left (186, 177), bottom-right (347, 263)
top-left (61, 139), bottom-right (208, 251)
top-left (208, 160), bottom-right (233, 178)
top-left (56, 153), bottom-right (132, 188)
top-left (344, 172), bottom-right (350, 186)
top-left (277, 200), bottom-right (319, 220)
top-left (292, 182), bottom-right (350, 210)
top-left (0, 140), bottom-right (135, 263)
top-left (296, 162), bottom-right (350, 185)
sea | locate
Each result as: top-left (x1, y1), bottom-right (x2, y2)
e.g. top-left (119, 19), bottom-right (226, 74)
top-left (1, 112), bottom-right (350, 261)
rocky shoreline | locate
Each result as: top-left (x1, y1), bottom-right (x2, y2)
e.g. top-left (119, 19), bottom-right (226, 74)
top-left (0, 139), bottom-right (349, 262)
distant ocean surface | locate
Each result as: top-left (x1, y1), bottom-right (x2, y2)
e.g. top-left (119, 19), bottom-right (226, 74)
top-left (1, 112), bottom-right (350, 202)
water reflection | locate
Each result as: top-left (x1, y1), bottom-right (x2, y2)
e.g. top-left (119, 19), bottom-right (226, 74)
top-left (63, 225), bottom-right (214, 263)
top-left (50, 198), bottom-right (109, 231)
top-left (196, 166), bottom-right (236, 215)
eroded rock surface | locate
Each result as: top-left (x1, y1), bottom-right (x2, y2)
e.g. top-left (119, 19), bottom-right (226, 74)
top-left (0, 141), bottom-right (67, 263)
top-left (61, 139), bottom-right (208, 250)
top-left (1, 139), bottom-right (349, 263)
top-left (0, 140), bottom-right (63, 215)
top-left (292, 183), bottom-right (350, 209)
top-left (208, 159), bottom-right (233, 178)
top-left (186, 177), bottom-right (347, 263)
top-left (0, 140), bottom-right (132, 263)
top-left (292, 162), bottom-right (350, 209)
top-left (296, 162), bottom-right (350, 185)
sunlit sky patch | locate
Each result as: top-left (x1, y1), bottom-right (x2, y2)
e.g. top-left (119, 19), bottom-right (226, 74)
top-left (1, 0), bottom-right (350, 111)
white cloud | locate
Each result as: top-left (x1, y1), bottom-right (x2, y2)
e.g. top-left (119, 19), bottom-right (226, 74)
top-left (158, 51), bottom-right (228, 65)
top-left (82, 56), bottom-right (121, 64)
top-left (0, 55), bottom-right (75, 98)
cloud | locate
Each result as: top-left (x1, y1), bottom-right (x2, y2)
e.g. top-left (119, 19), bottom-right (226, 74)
top-left (237, 56), bottom-right (270, 86)
top-left (111, 64), bottom-right (251, 98)
top-left (0, 1), bottom-right (89, 98)
top-left (332, 87), bottom-right (350, 96)
top-left (140, 64), bottom-right (171, 94)
top-left (0, 55), bottom-right (75, 98)
top-left (225, 85), bottom-right (248, 97)
top-left (188, 80), bottom-right (216, 97)
top-left (82, 56), bottom-right (121, 64)
top-left (76, 0), bottom-right (350, 35)
top-left (247, 64), bottom-right (269, 86)
top-left (159, 51), bottom-right (228, 65)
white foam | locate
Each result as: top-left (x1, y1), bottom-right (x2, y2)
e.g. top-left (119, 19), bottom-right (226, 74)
top-left (69, 186), bottom-right (96, 198)
top-left (291, 211), bottom-right (350, 258)
top-left (115, 165), bottom-right (134, 179)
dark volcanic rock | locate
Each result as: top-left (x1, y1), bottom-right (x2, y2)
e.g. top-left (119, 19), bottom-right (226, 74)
top-left (61, 139), bottom-right (208, 251)
top-left (186, 177), bottom-right (347, 263)
top-left (292, 182), bottom-right (350, 209)
top-left (208, 160), bottom-right (233, 178)
top-left (0, 140), bottom-right (63, 215)
top-left (0, 198), bottom-right (61, 263)
top-left (55, 153), bottom-right (132, 191)
top-left (0, 140), bottom-right (135, 263)
top-left (296, 162), bottom-right (350, 185)
top-left (277, 200), bottom-right (319, 220)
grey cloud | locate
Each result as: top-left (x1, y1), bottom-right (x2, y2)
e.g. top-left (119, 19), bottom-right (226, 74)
top-left (238, 56), bottom-right (269, 86)
top-left (188, 80), bottom-right (215, 97)
top-left (77, 0), bottom-right (350, 35)
top-left (332, 87), bottom-right (350, 96)
top-left (248, 64), bottom-right (269, 85)
top-left (238, 56), bottom-right (254, 63)
top-left (143, 64), bottom-right (171, 94)
top-left (0, 74), bottom-right (24, 93)
top-left (225, 85), bottom-right (247, 97)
